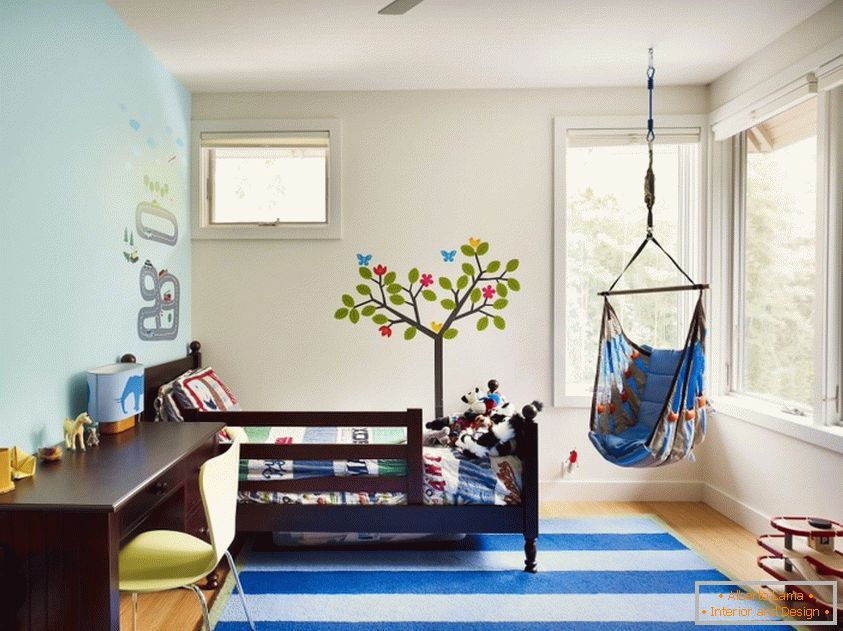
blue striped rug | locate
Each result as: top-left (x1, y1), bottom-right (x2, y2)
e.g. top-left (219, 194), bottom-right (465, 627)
top-left (211, 517), bottom-right (788, 630)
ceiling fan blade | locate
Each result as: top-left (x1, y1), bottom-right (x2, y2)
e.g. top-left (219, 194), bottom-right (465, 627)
top-left (378, 0), bottom-right (425, 15)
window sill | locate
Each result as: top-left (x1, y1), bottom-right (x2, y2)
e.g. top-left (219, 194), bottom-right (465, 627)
top-left (191, 222), bottom-right (341, 240)
top-left (714, 393), bottom-right (843, 455)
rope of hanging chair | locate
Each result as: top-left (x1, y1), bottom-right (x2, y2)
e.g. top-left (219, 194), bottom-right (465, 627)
top-left (645, 48), bottom-right (656, 235)
top-left (602, 48), bottom-right (707, 297)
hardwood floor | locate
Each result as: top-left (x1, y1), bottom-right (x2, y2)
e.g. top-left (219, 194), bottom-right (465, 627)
top-left (119, 502), bottom-right (765, 630)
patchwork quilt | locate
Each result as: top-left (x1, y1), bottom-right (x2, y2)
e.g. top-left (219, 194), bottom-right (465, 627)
top-left (233, 425), bottom-right (522, 506)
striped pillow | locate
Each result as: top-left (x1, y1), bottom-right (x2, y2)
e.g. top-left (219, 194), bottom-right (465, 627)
top-left (172, 368), bottom-right (241, 413)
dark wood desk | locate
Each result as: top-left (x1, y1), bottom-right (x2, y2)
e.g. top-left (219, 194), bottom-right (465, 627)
top-left (0, 421), bottom-right (223, 631)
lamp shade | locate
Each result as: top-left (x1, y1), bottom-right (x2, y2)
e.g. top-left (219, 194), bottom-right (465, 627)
top-left (87, 363), bottom-right (145, 423)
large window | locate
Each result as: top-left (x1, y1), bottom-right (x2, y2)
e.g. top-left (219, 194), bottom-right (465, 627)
top-left (720, 82), bottom-right (843, 430)
top-left (737, 98), bottom-right (817, 409)
top-left (554, 119), bottom-right (703, 403)
top-left (192, 119), bottom-right (341, 240)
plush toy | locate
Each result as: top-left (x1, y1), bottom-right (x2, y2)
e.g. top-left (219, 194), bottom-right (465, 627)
top-left (425, 382), bottom-right (507, 446)
top-left (459, 387), bottom-right (487, 416)
top-left (482, 379), bottom-right (506, 413)
top-left (457, 401), bottom-right (543, 459)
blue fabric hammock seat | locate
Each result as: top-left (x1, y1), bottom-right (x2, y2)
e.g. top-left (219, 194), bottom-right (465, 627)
top-left (589, 294), bottom-right (709, 467)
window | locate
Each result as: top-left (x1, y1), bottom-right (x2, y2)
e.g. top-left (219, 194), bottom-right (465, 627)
top-left (736, 99), bottom-right (817, 409)
top-left (192, 119), bottom-right (341, 239)
top-left (720, 82), bottom-right (843, 430)
top-left (554, 118), bottom-right (704, 404)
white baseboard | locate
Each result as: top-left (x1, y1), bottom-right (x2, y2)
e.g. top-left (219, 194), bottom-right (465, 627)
top-left (702, 483), bottom-right (771, 535)
top-left (540, 479), bottom-right (704, 502)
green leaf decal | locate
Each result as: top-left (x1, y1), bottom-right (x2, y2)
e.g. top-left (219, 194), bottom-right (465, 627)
top-left (476, 242), bottom-right (489, 256)
top-left (486, 260), bottom-right (501, 273)
top-left (408, 268), bottom-right (420, 284)
top-left (439, 277), bottom-right (453, 290)
top-left (505, 259), bottom-right (520, 272)
top-left (389, 294), bottom-right (405, 306)
top-left (493, 316), bottom-right (506, 330)
top-left (456, 275), bottom-right (469, 290)
top-left (462, 262), bottom-right (475, 276)
top-left (442, 328), bottom-right (458, 340)
top-left (334, 308), bottom-right (349, 320)
top-left (492, 298), bottom-right (508, 310)
top-left (359, 267), bottom-right (373, 280)
top-left (440, 298), bottom-right (456, 310)
top-left (404, 327), bottom-right (417, 341)
top-left (422, 289), bottom-right (437, 301)
top-left (356, 284), bottom-right (371, 295)
top-left (507, 277), bottom-right (521, 291)
top-left (460, 245), bottom-right (474, 257)
top-left (470, 288), bottom-right (482, 303)
top-left (477, 316), bottom-right (489, 331)
top-left (386, 284), bottom-right (403, 294)
top-left (372, 314), bottom-right (388, 325)
top-left (361, 305), bottom-right (377, 317)
top-left (341, 294), bottom-right (355, 308)
top-left (383, 271), bottom-right (396, 285)
top-left (349, 309), bottom-right (360, 324)
top-left (496, 283), bottom-right (508, 297)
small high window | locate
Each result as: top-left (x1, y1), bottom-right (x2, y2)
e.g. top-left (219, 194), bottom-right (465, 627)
top-left (192, 119), bottom-right (341, 239)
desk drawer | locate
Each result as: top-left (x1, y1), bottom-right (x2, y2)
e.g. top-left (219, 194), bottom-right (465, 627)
top-left (185, 437), bottom-right (218, 515)
top-left (118, 464), bottom-right (184, 538)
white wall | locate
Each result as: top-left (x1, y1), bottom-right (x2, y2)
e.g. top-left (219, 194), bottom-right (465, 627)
top-left (192, 87), bottom-right (706, 496)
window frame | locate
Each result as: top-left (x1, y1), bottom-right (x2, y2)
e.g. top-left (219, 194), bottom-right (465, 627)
top-left (552, 115), bottom-right (708, 407)
top-left (716, 85), bottom-right (843, 435)
top-left (191, 118), bottom-right (342, 240)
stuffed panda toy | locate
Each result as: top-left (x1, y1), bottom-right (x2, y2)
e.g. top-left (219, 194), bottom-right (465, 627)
top-left (457, 401), bottom-right (543, 459)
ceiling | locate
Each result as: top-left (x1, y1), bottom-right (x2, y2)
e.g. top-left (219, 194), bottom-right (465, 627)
top-left (107, 0), bottom-right (834, 93)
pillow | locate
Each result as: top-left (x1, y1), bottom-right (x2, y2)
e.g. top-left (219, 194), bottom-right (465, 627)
top-left (154, 375), bottom-right (193, 422)
top-left (172, 367), bottom-right (241, 413)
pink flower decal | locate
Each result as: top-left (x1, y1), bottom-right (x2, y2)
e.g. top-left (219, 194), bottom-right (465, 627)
top-left (420, 273), bottom-right (434, 287)
top-left (482, 285), bottom-right (496, 300)
top-left (378, 325), bottom-right (392, 338)
top-left (373, 264), bottom-right (388, 277)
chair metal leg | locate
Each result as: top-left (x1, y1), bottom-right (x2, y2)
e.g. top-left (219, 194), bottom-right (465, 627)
top-left (132, 592), bottom-right (138, 631)
top-left (225, 549), bottom-right (256, 631)
top-left (184, 584), bottom-right (212, 631)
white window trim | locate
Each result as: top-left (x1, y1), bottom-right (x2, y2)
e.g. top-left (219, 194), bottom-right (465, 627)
top-left (552, 115), bottom-right (709, 408)
top-left (191, 118), bottom-right (342, 240)
top-left (710, 79), bottom-right (843, 443)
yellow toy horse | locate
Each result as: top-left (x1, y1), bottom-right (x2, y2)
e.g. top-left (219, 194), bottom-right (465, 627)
top-left (63, 413), bottom-right (93, 451)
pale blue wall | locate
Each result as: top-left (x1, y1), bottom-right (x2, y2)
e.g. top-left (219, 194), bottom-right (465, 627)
top-left (0, 1), bottom-right (192, 451)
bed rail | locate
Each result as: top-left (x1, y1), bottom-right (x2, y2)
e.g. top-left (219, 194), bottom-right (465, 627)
top-left (189, 408), bottom-right (425, 504)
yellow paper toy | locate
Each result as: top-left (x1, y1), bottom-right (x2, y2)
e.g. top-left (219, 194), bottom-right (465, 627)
top-left (11, 447), bottom-right (36, 480)
top-left (0, 448), bottom-right (14, 494)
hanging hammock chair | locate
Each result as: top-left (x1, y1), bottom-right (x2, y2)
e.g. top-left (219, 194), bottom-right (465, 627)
top-left (588, 49), bottom-right (711, 468)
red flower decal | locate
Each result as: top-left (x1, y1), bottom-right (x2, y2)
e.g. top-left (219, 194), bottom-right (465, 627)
top-left (420, 273), bottom-right (434, 287)
top-left (482, 285), bottom-right (496, 300)
top-left (378, 325), bottom-right (392, 338)
top-left (373, 264), bottom-right (388, 277)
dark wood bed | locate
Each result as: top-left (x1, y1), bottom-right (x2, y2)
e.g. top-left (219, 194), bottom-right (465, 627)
top-left (122, 340), bottom-right (540, 571)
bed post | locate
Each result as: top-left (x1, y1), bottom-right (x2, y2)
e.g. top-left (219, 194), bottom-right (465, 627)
top-left (522, 415), bottom-right (539, 572)
top-left (188, 340), bottom-right (202, 369)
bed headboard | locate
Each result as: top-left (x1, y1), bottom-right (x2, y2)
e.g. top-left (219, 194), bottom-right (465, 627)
top-left (120, 340), bottom-right (202, 422)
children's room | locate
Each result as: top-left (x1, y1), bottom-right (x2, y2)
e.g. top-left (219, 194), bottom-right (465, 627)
top-left (2, 1), bottom-right (843, 629)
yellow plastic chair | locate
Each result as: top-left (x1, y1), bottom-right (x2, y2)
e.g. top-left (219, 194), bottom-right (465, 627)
top-left (119, 441), bottom-right (255, 630)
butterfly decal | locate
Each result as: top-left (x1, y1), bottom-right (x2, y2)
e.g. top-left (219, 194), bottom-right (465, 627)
top-left (356, 253), bottom-right (372, 266)
top-left (441, 250), bottom-right (457, 262)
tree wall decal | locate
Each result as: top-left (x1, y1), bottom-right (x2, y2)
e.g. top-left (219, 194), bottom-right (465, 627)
top-left (335, 238), bottom-right (521, 416)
